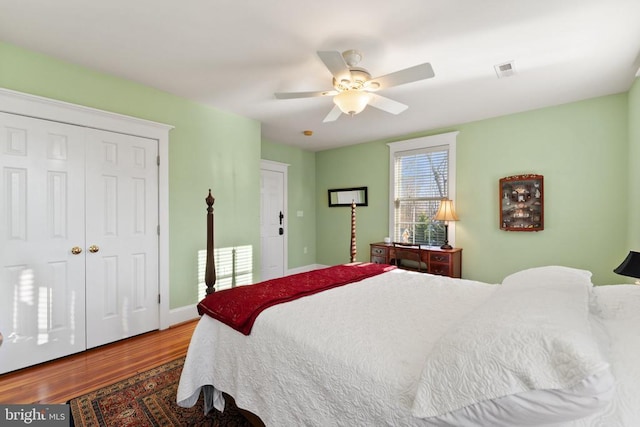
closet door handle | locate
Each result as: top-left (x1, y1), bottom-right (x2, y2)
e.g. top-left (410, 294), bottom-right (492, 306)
top-left (71, 246), bottom-right (82, 255)
top-left (88, 245), bottom-right (100, 253)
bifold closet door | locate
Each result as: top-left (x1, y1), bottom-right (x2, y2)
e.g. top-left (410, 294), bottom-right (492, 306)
top-left (0, 112), bottom-right (87, 373)
top-left (0, 113), bottom-right (160, 374)
top-left (84, 129), bottom-right (159, 349)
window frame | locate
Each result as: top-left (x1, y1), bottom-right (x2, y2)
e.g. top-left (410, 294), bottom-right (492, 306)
top-left (387, 131), bottom-right (458, 246)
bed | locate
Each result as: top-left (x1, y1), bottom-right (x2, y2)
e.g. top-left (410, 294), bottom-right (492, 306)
top-left (177, 191), bottom-right (640, 426)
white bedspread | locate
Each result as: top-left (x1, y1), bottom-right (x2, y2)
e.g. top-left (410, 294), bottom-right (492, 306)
top-left (567, 284), bottom-right (640, 426)
top-left (177, 269), bottom-right (497, 426)
top-left (177, 267), bottom-right (640, 426)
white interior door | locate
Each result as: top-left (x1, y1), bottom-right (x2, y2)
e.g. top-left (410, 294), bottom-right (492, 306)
top-left (0, 113), bottom-right (87, 373)
top-left (260, 165), bottom-right (286, 281)
top-left (85, 129), bottom-right (159, 349)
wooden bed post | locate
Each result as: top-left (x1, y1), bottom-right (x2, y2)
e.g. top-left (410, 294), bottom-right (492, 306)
top-left (205, 189), bottom-right (217, 295)
top-left (350, 200), bottom-right (357, 263)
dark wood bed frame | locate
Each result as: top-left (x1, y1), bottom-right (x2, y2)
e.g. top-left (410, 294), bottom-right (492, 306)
top-left (201, 190), bottom-right (357, 425)
top-left (204, 189), bottom-right (217, 295)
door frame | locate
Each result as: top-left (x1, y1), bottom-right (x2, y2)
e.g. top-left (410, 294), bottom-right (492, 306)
top-left (0, 88), bottom-right (174, 329)
top-left (260, 159), bottom-right (289, 279)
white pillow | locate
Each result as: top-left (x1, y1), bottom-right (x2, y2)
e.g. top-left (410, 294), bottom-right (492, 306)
top-left (501, 265), bottom-right (593, 288)
top-left (412, 266), bottom-right (612, 424)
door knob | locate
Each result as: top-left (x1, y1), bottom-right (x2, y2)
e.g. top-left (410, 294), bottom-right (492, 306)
top-left (88, 245), bottom-right (100, 253)
top-left (71, 246), bottom-right (82, 255)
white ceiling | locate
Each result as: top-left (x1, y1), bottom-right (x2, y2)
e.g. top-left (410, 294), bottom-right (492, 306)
top-left (1, 0), bottom-right (639, 151)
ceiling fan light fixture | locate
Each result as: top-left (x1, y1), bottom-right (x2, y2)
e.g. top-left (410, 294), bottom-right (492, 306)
top-left (365, 81), bottom-right (380, 91)
top-left (275, 49), bottom-right (434, 122)
top-left (333, 90), bottom-right (371, 116)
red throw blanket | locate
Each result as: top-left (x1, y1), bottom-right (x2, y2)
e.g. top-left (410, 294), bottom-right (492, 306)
top-left (197, 262), bottom-right (396, 335)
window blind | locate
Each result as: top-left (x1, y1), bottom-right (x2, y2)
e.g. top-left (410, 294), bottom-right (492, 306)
top-left (393, 145), bottom-right (449, 245)
top-left (198, 245), bottom-right (254, 299)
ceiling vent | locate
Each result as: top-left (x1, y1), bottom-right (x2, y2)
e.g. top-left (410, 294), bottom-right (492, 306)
top-left (494, 61), bottom-right (516, 78)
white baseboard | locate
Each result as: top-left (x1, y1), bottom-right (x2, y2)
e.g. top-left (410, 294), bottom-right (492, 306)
top-left (166, 304), bottom-right (200, 328)
top-left (287, 264), bottom-right (327, 275)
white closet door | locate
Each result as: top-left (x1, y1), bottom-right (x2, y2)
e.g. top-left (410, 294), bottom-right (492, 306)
top-left (0, 113), bottom-right (87, 373)
top-left (84, 129), bottom-right (159, 348)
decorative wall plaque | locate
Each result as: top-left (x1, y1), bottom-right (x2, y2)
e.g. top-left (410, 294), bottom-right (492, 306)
top-left (499, 174), bottom-right (544, 231)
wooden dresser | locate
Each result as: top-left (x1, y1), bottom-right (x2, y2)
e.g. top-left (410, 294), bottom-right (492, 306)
top-left (370, 242), bottom-right (462, 278)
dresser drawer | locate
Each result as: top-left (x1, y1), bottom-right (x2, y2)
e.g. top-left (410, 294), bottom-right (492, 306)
top-left (429, 264), bottom-right (451, 276)
top-left (370, 243), bottom-right (461, 277)
top-left (428, 249), bottom-right (461, 278)
top-left (370, 244), bottom-right (391, 265)
top-left (429, 252), bottom-right (451, 264)
top-left (371, 246), bottom-right (388, 257)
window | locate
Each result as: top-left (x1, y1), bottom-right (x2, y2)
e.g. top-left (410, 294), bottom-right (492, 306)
top-left (198, 245), bottom-right (254, 299)
top-left (388, 132), bottom-right (458, 246)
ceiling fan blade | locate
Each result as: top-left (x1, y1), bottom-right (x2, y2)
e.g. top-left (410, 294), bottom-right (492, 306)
top-left (371, 63), bottom-right (435, 89)
top-left (317, 51), bottom-right (351, 82)
top-left (322, 105), bottom-right (343, 123)
top-left (368, 93), bottom-right (408, 115)
top-left (275, 90), bottom-right (337, 99)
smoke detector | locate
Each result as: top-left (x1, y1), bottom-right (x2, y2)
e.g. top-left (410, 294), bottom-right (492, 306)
top-left (494, 61), bottom-right (516, 78)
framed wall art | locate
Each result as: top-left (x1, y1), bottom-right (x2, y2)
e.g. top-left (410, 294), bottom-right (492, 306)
top-left (499, 174), bottom-right (544, 231)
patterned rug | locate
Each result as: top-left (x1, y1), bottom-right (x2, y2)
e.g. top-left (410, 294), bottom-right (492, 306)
top-left (68, 357), bottom-right (252, 426)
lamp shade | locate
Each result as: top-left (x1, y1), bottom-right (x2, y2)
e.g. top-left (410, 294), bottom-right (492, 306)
top-left (613, 251), bottom-right (640, 279)
top-left (333, 90), bottom-right (371, 116)
top-left (434, 199), bottom-right (459, 222)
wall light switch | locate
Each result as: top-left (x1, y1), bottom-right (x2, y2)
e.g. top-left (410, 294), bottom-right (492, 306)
top-left (297, 210), bottom-right (304, 217)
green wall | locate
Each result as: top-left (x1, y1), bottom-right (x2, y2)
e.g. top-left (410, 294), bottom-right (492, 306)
top-left (316, 94), bottom-right (630, 285)
top-left (261, 139), bottom-right (317, 269)
top-left (0, 41), bottom-right (262, 308)
top-left (628, 77), bottom-right (640, 250)
top-left (316, 142), bottom-right (390, 265)
top-left (4, 40), bottom-right (636, 301)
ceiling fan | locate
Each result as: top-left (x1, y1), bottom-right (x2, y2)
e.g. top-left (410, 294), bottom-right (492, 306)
top-left (274, 49), bottom-right (435, 123)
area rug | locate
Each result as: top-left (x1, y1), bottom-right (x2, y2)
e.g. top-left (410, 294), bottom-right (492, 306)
top-left (68, 357), bottom-right (252, 426)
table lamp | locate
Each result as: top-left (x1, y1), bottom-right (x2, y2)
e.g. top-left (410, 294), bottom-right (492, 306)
top-left (434, 199), bottom-right (458, 250)
top-left (613, 251), bottom-right (640, 285)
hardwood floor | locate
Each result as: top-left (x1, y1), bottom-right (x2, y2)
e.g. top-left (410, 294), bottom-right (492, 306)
top-left (0, 320), bottom-right (198, 404)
